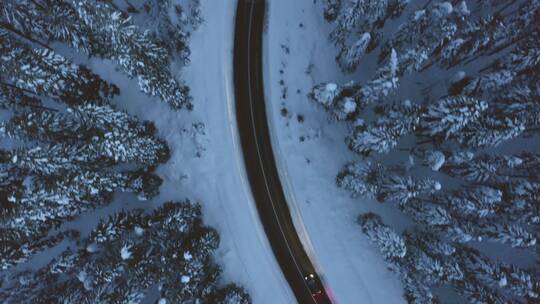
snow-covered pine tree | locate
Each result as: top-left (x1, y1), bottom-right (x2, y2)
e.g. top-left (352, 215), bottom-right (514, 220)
top-left (359, 215), bottom-right (459, 303)
top-left (0, 35), bottom-right (117, 105)
top-left (337, 161), bottom-right (385, 198)
top-left (309, 81), bottom-right (361, 120)
top-left (404, 230), bottom-right (512, 303)
top-left (456, 245), bottom-right (540, 301)
top-left (379, 2), bottom-right (459, 72)
top-left (0, 229), bottom-right (79, 270)
top-left (2, 170), bottom-right (161, 238)
top-left (503, 85), bottom-right (540, 126)
top-left (141, 0), bottom-right (193, 63)
top-left (337, 32), bottom-right (371, 73)
top-left (0, 167), bottom-right (24, 212)
top-left (359, 213), bottom-right (531, 303)
top-left (0, 201), bottom-right (250, 304)
top-left (1, 104), bottom-right (170, 167)
top-left (358, 212), bottom-right (407, 259)
top-left (419, 96), bottom-right (488, 141)
top-left (323, 0), bottom-right (342, 21)
top-left (379, 174), bottom-right (441, 205)
top-left (462, 28), bottom-right (539, 98)
top-left (0, 85), bottom-right (42, 111)
top-left (329, 0), bottom-right (389, 46)
top-left (442, 186), bottom-right (503, 218)
top-left (457, 115), bottom-right (526, 148)
top-left (71, 0), bottom-right (192, 110)
top-left (402, 188), bottom-right (537, 251)
top-left (0, 0), bottom-right (92, 52)
top-left (432, 151), bottom-right (525, 182)
top-left (347, 100), bottom-right (421, 155)
top-left (356, 48), bottom-right (399, 106)
top-left (330, 0), bottom-right (412, 72)
top-left (439, 14), bottom-right (508, 68)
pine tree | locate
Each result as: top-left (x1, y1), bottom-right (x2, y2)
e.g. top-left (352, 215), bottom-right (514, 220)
top-left (0, 229), bottom-right (79, 270)
top-left (72, 0), bottom-right (192, 110)
top-left (379, 2), bottom-right (459, 70)
top-left (309, 81), bottom-right (361, 120)
top-left (358, 213), bottom-right (407, 259)
top-left (379, 175), bottom-right (441, 205)
top-left (337, 161), bottom-right (385, 198)
top-left (323, 0), bottom-right (342, 21)
top-left (0, 0), bottom-right (93, 52)
top-left (3, 170), bottom-right (162, 238)
top-left (337, 33), bottom-right (371, 73)
top-left (0, 85), bottom-right (42, 111)
top-left (419, 96), bottom-right (488, 141)
top-left (0, 202), bottom-right (250, 304)
top-left (356, 48), bottom-right (399, 106)
top-left (347, 100), bottom-right (421, 155)
top-left (457, 116), bottom-right (526, 148)
top-left (330, 0), bottom-right (389, 46)
top-left (1, 104), bottom-right (170, 167)
top-left (439, 14), bottom-right (508, 68)
top-left (0, 35), bottom-right (117, 105)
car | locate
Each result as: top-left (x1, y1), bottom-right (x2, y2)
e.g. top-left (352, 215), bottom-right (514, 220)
top-left (304, 273), bottom-right (327, 302)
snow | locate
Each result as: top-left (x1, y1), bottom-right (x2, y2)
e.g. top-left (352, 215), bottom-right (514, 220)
top-left (263, 1), bottom-right (407, 303)
top-left (120, 245), bottom-right (132, 260)
top-left (181, 275), bottom-right (190, 284)
top-left (342, 97), bottom-right (357, 114)
top-left (134, 226), bottom-right (145, 236)
top-left (85, 1), bottom-right (295, 303)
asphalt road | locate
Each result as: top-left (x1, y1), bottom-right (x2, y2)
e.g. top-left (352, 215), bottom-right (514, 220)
top-left (233, 1), bottom-right (332, 303)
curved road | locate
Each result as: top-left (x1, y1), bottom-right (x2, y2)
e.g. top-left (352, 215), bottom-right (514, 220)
top-left (233, 1), bottom-right (332, 303)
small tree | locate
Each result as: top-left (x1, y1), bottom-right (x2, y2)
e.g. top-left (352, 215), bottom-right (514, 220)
top-left (356, 48), bottom-right (399, 106)
top-left (337, 161), bottom-right (385, 198)
top-left (358, 213), bottom-right (407, 259)
top-left (337, 33), bottom-right (371, 73)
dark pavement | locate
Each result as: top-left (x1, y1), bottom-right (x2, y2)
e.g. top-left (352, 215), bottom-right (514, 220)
top-left (233, 1), bottom-right (332, 303)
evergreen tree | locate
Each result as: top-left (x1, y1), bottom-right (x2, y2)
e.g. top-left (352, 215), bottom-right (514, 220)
top-left (1, 104), bottom-right (169, 167)
top-left (1, 229), bottom-right (79, 270)
top-left (337, 33), bottom-right (371, 73)
top-left (419, 96), bottom-right (488, 141)
top-left (309, 81), bottom-right (361, 120)
top-left (347, 100), bottom-right (421, 155)
top-left (358, 213), bottom-right (407, 260)
top-left (360, 215), bottom-right (536, 303)
top-left (0, 85), bottom-right (42, 111)
top-left (0, 35), bottom-right (117, 105)
top-left (379, 2), bottom-right (459, 71)
top-left (323, 0), bottom-right (342, 21)
top-left (356, 48), bottom-right (399, 106)
top-left (0, 202), bottom-right (251, 304)
top-left (337, 161), bottom-right (385, 198)
top-left (72, 0), bottom-right (192, 110)
top-left (457, 116), bottom-right (526, 148)
top-left (3, 170), bottom-right (161, 238)
top-left (379, 175), bottom-right (441, 205)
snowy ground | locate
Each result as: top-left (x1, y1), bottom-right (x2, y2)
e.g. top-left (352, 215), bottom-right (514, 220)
top-left (86, 0), bottom-right (295, 303)
top-left (263, 1), bottom-right (407, 303)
